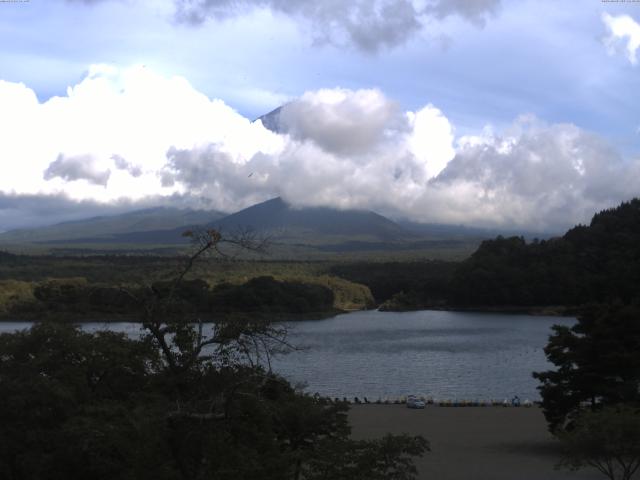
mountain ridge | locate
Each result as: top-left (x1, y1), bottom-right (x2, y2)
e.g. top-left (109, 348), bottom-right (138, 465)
top-left (0, 207), bottom-right (224, 244)
top-left (0, 197), bottom-right (492, 256)
top-left (209, 197), bottom-right (411, 241)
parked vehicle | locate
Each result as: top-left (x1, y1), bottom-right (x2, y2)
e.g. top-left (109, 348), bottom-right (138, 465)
top-left (406, 395), bottom-right (426, 409)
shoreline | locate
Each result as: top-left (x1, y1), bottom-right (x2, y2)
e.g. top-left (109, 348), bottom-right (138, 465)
top-left (0, 309), bottom-right (344, 323)
top-left (0, 304), bottom-right (578, 323)
top-left (378, 304), bottom-right (579, 317)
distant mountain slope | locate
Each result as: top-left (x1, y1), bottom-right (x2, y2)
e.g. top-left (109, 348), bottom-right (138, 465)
top-left (0, 207), bottom-right (224, 243)
top-left (0, 197), bottom-right (490, 257)
top-left (111, 197), bottom-right (413, 246)
top-left (212, 197), bottom-right (409, 242)
top-left (256, 106), bottom-right (285, 133)
top-left (397, 220), bottom-right (555, 241)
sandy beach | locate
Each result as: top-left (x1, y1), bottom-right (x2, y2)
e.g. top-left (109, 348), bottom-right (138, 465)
top-left (348, 405), bottom-right (603, 480)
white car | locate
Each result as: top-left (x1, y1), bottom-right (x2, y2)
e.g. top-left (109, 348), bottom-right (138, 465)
top-left (406, 396), bottom-right (426, 409)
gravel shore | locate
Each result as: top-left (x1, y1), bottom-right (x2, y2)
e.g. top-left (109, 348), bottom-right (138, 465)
top-left (348, 405), bottom-right (603, 480)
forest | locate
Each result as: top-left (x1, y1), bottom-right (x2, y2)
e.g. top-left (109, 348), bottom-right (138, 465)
top-left (2, 200), bottom-right (640, 479)
top-left (449, 199), bottom-right (640, 307)
top-left (1, 199), bottom-right (639, 319)
top-left (337, 199), bottom-right (640, 311)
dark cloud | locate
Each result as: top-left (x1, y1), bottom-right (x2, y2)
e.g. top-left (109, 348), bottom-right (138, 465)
top-left (162, 146), bottom-right (234, 189)
top-left (63, 0), bottom-right (503, 52)
top-left (44, 153), bottom-right (111, 186)
top-left (111, 154), bottom-right (143, 177)
top-left (278, 89), bottom-right (407, 155)
top-left (162, 146), bottom-right (274, 212)
top-left (174, 0), bottom-right (501, 52)
top-left (424, 0), bottom-right (501, 27)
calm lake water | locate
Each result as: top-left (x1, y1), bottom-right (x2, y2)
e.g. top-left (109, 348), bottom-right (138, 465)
top-left (0, 309), bottom-right (574, 401)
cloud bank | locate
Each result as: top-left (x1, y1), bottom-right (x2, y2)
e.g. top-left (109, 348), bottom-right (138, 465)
top-left (0, 64), bottom-right (637, 233)
top-left (428, 117), bottom-right (639, 228)
top-left (174, 0), bottom-right (501, 52)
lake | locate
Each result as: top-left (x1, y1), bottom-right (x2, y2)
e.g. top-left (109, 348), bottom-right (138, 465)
top-left (274, 309), bottom-right (574, 401)
top-left (0, 309), bottom-right (574, 401)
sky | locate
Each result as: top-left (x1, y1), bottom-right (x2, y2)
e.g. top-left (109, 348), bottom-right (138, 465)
top-left (1, 0), bottom-right (640, 233)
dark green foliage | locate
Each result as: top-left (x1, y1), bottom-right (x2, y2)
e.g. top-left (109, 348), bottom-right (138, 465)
top-left (379, 290), bottom-right (423, 311)
top-left (210, 276), bottom-right (334, 314)
top-left (0, 323), bottom-right (164, 480)
top-left (0, 251), bottom-right (20, 265)
top-left (0, 252), bottom-right (185, 284)
top-left (0, 230), bottom-right (428, 479)
top-left (4, 198), bottom-right (640, 316)
top-left (33, 280), bottom-right (140, 314)
top-left (0, 322), bottom-right (427, 480)
top-left (330, 261), bottom-right (457, 306)
top-left (533, 305), bottom-right (640, 432)
top-left (23, 276), bottom-right (335, 318)
top-left (450, 199), bottom-right (640, 306)
top-left (557, 406), bottom-right (640, 480)
top-left (151, 278), bottom-right (211, 313)
top-left (450, 236), bottom-right (569, 305)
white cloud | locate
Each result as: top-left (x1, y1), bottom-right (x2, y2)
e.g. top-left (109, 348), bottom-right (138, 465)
top-left (407, 105), bottom-right (456, 179)
top-left (602, 12), bottom-right (640, 65)
top-left (162, 87), bottom-right (457, 214)
top-left (426, 116), bottom-right (639, 230)
top-left (0, 64), bottom-right (283, 203)
top-left (0, 64), bottom-right (637, 232)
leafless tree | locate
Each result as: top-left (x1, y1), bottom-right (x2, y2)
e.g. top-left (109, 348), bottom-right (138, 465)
top-left (120, 229), bottom-right (294, 420)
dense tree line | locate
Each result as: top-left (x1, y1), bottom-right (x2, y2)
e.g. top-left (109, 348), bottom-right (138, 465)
top-left (210, 276), bottom-right (335, 314)
top-left (525, 201), bottom-right (640, 476)
top-left (329, 200), bottom-right (640, 310)
top-left (450, 199), bottom-right (640, 307)
top-left (26, 276), bottom-right (336, 318)
top-left (3, 199), bottom-right (640, 315)
top-left (329, 261), bottom-right (457, 307)
top-left (0, 253), bottom-right (375, 317)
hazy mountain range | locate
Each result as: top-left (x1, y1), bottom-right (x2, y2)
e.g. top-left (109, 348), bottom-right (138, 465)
top-left (0, 207), bottom-right (224, 244)
top-left (0, 197), bottom-right (551, 254)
